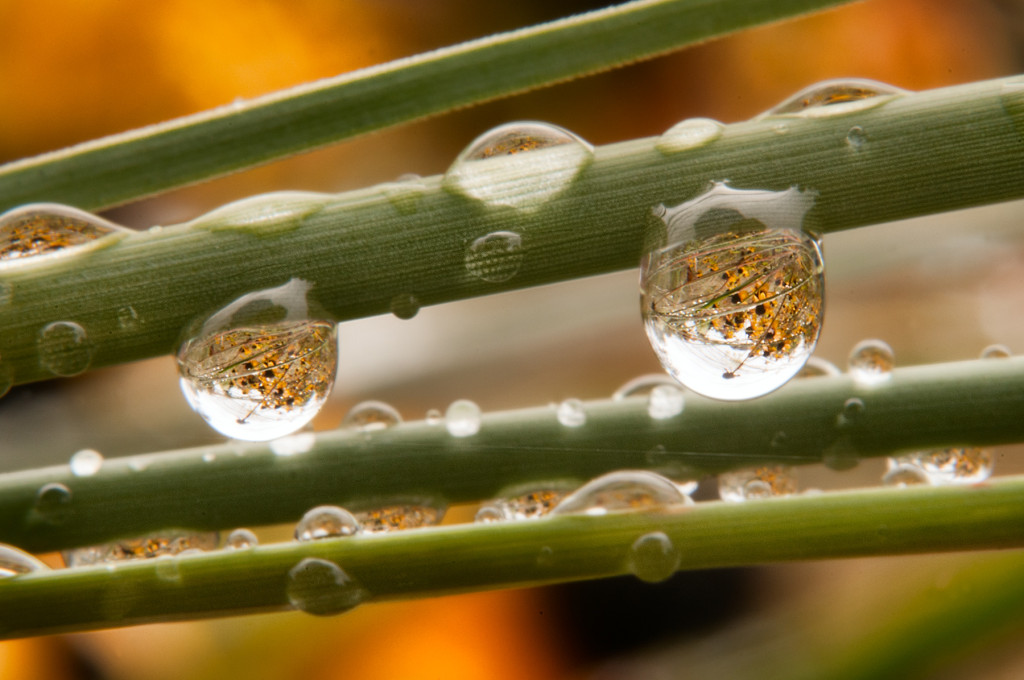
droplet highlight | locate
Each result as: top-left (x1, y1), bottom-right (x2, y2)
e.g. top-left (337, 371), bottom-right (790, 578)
top-left (38, 320), bottom-right (94, 377)
top-left (553, 471), bottom-right (688, 517)
top-left (0, 544), bottom-right (49, 578)
top-left (224, 528), bottom-right (259, 550)
top-left (464, 231), bottom-right (524, 283)
top-left (294, 505), bottom-right (360, 541)
top-left (69, 448), bottom-right (103, 477)
top-left (647, 384), bottom-right (685, 420)
top-left (341, 401), bottom-right (402, 432)
top-left (287, 557), bottom-right (368, 616)
top-left (848, 339), bottom-right (894, 386)
top-left (882, 462), bottom-right (929, 487)
top-left (34, 483), bottom-right (72, 524)
top-left (0, 204), bottom-right (128, 265)
top-left (627, 532), bottom-right (680, 584)
top-left (718, 466), bottom-right (796, 502)
top-left (760, 78), bottom-right (907, 118)
top-left (980, 344), bottom-right (1011, 359)
top-left (445, 399), bottom-right (481, 437)
top-left (656, 118), bottom-right (724, 154)
top-left (556, 399), bottom-right (586, 427)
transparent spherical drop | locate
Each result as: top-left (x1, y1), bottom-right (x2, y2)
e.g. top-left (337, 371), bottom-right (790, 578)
top-left (341, 401), bottom-right (402, 432)
top-left (759, 78), bottom-right (908, 118)
top-left (474, 505), bottom-right (508, 523)
top-left (556, 398), bottom-right (586, 427)
top-left (553, 471), bottom-right (688, 517)
top-left (294, 505), bottom-right (360, 541)
top-left (980, 344), bottom-right (1012, 359)
top-left (425, 409), bottom-right (443, 425)
top-left (34, 482), bottom-right (72, 525)
top-left (612, 373), bottom-right (682, 400)
top-left (882, 461), bottom-right (929, 487)
top-left (389, 293), bottom-right (421, 320)
top-left (641, 183), bottom-right (823, 400)
top-left (797, 356), bottom-right (841, 378)
top-left (177, 279), bottom-right (338, 442)
top-left (38, 320), bottom-right (94, 377)
top-left (0, 203), bottom-right (129, 265)
top-left (656, 118), bottom-right (724, 154)
top-left (718, 466), bottom-right (797, 502)
top-left (62, 530), bottom-right (219, 567)
top-left (647, 384), bottom-right (685, 419)
top-left (269, 432), bottom-right (316, 457)
top-left (287, 557), bottom-right (368, 616)
top-left (444, 121), bottom-right (593, 211)
top-left (848, 339), bottom-right (894, 386)
top-left (69, 448), bottom-right (103, 477)
top-left (846, 126), bottom-right (868, 151)
top-left (627, 532), bottom-right (680, 584)
top-left (0, 544), bottom-right (50, 578)
top-left (445, 399), bottom-right (481, 437)
top-left (892, 448), bottom-right (993, 486)
top-left (354, 504), bottom-right (445, 533)
top-left (224, 528), bottom-right (259, 550)
top-left (464, 231), bottom-right (524, 283)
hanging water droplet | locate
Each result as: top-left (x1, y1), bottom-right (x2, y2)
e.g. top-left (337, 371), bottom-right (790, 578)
top-left (759, 78), bottom-right (908, 118)
top-left (38, 320), bottom-right (94, 377)
top-left (69, 448), bottom-right (103, 477)
top-left (478, 489), bottom-right (567, 522)
top-left (445, 399), bottom-right (481, 437)
top-left (553, 471), bottom-right (688, 516)
top-left (612, 373), bottom-right (682, 400)
top-left (627, 532), bottom-right (680, 584)
top-left (176, 279), bottom-right (338, 441)
top-left (34, 483), bottom-right (72, 524)
top-left (287, 557), bottom-right (368, 616)
top-left (718, 466), bottom-right (796, 502)
top-left (656, 118), bottom-right (724, 154)
top-left (0, 544), bottom-right (49, 578)
top-left (641, 182), bottom-right (823, 400)
top-left (389, 293), bottom-right (421, 320)
top-left (443, 121), bottom-right (593, 211)
top-left (62, 530), bottom-right (219, 567)
top-left (882, 461), bottom-right (929, 487)
top-left (980, 344), bottom-right (1011, 359)
top-left (116, 305), bottom-right (140, 330)
top-left (355, 504), bottom-right (445, 533)
top-left (556, 398), bottom-right (586, 427)
top-left (839, 397), bottom-right (865, 425)
top-left (846, 126), bottom-right (867, 150)
top-left (464, 231), bottom-right (524, 283)
top-left (797, 356), bottom-right (841, 378)
top-left (647, 384), bottom-right (685, 419)
top-left (224, 528), bottom-right (259, 550)
top-left (341, 401), bottom-right (402, 432)
top-left (891, 448), bottom-right (993, 486)
top-left (425, 409), bottom-right (443, 425)
top-left (847, 339), bottom-right (894, 386)
top-left (0, 203), bottom-right (129, 265)
top-left (269, 432), bottom-right (316, 457)
top-left (294, 505), bottom-right (360, 541)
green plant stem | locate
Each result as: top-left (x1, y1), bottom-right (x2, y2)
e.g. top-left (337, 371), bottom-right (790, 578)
top-left (2, 76), bottom-right (1023, 387)
top-left (0, 0), bottom-right (858, 213)
top-left (2, 356), bottom-right (1021, 554)
top-left (3, 474), bottom-right (1024, 639)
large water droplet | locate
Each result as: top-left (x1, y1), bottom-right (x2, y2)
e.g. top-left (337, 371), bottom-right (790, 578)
top-left (553, 471), bottom-right (688, 516)
top-left (980, 344), bottom-right (1011, 359)
top-left (612, 373), bottom-right (682, 400)
top-left (556, 399), bottom-right (586, 427)
top-left (224, 528), bottom-right (259, 550)
top-left (647, 384), bottom-right (685, 419)
top-left (287, 557), bottom-right (368, 616)
top-left (627, 532), bottom-right (680, 583)
top-left (34, 483), bottom-right (72, 524)
top-left (355, 504), bottom-right (445, 533)
top-left (641, 182), bottom-right (823, 400)
top-left (269, 432), bottom-right (316, 457)
top-left (656, 118), bottom-right (724, 154)
top-left (476, 489), bottom-right (567, 523)
top-left (759, 78), bottom-right (907, 118)
top-left (847, 339), bottom-right (894, 386)
top-left (341, 401), bottom-right (402, 432)
top-left (718, 466), bottom-right (796, 502)
top-left (889, 448), bottom-right (993, 486)
top-left (464, 231), bottom-right (524, 283)
top-left (38, 320), bottom-right (94, 377)
top-left (445, 399), bottom-right (481, 437)
top-left (0, 544), bottom-right (49, 578)
top-left (0, 204), bottom-right (128, 265)
top-left (62, 530), bottom-right (219, 567)
top-left (294, 505), bottom-right (360, 541)
top-left (177, 279), bottom-right (338, 441)
top-left (69, 448), bottom-right (103, 477)
top-left (443, 121), bottom-right (593, 211)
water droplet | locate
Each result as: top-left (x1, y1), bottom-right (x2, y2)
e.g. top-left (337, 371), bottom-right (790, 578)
top-left (627, 532), bottom-right (680, 584)
top-left (553, 471), bottom-right (688, 516)
top-left (38, 320), bottom-right (94, 377)
top-left (641, 182), bottom-right (823, 400)
top-left (445, 399), bottom-right (481, 437)
top-left (116, 305), bottom-right (140, 330)
top-left (381, 175), bottom-right (426, 215)
top-left (389, 293), bottom-right (421, 320)
top-left (294, 505), bottom-right (360, 541)
top-left (846, 126), bottom-right (867, 150)
top-left (822, 436), bottom-right (860, 471)
top-left (154, 556), bottom-right (182, 583)
top-left (797, 356), bottom-right (841, 378)
top-left (647, 384), bottom-right (685, 419)
top-left (201, 452), bottom-right (216, 463)
top-left (847, 339), bottom-right (894, 386)
top-left (443, 121), bottom-right (593, 211)
top-left (34, 483), bottom-right (72, 524)
top-left (478, 489), bottom-right (567, 522)
top-left (425, 409), bottom-right (443, 425)
top-left (224, 528), bottom-right (259, 550)
top-left (656, 118), bottom-right (724, 154)
top-left (980, 344), bottom-right (1011, 359)
top-left (69, 448), bottom-right (103, 477)
top-left (556, 398), bottom-right (586, 427)
top-left (0, 544), bottom-right (49, 578)
top-left (188, 191), bottom-right (327, 236)
top-left (718, 466), bottom-right (796, 502)
top-left (464, 231), bottom-right (524, 283)
top-left (882, 462), bottom-right (929, 487)
top-left (475, 505), bottom-right (507, 523)
top-left (890, 448), bottom-right (993, 486)
top-left (840, 397), bottom-right (865, 424)
top-left (62, 530), bottom-right (218, 567)
top-left (0, 204), bottom-right (128, 265)
top-left (760, 78), bottom-right (907, 118)
top-left (269, 432), bottom-right (316, 456)
top-left (287, 557), bottom-right (368, 616)
top-left (176, 279), bottom-right (338, 441)
top-left (341, 401), bottom-right (402, 432)
top-left (355, 504), bottom-right (445, 533)
top-left (612, 373), bottom-right (682, 400)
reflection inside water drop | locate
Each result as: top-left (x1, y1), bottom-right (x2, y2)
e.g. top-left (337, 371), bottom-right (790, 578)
top-left (0, 203), bottom-right (129, 265)
top-left (553, 470), bottom-right (689, 516)
top-left (287, 557), bottom-right (368, 616)
top-left (38, 320), bottom-right (94, 377)
top-left (718, 466), bottom-right (796, 502)
top-left (446, 399), bottom-right (481, 437)
top-left (355, 504), bottom-right (445, 533)
top-left (465, 231), bottom-right (524, 283)
top-left (476, 489), bottom-right (567, 523)
top-left (848, 339), bottom-right (894, 386)
top-left (294, 505), bottom-right (360, 541)
top-left (69, 448), bottom-right (103, 477)
top-left (760, 78), bottom-right (908, 117)
top-left (0, 544), bottom-right (50, 578)
top-left (62, 530), bottom-right (219, 567)
top-left (888, 447), bottom-right (993, 486)
top-left (224, 528), bottom-right (259, 549)
top-left (341, 401), bottom-right (402, 432)
top-left (627, 532), bottom-right (680, 584)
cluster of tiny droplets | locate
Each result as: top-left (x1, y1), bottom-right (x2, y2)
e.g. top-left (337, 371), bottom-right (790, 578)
top-left (356, 506), bottom-right (441, 533)
top-left (0, 211), bottom-right (110, 260)
top-left (647, 230), bottom-right (822, 380)
top-left (184, 322), bottom-right (335, 424)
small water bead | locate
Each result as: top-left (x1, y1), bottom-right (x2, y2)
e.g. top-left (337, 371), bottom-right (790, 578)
top-left (627, 532), bottom-right (680, 584)
top-left (840, 397), bottom-right (865, 424)
top-left (446, 399), bottom-right (481, 437)
top-left (62, 530), bottom-right (219, 567)
top-left (177, 279), bottom-right (337, 442)
top-left (389, 293), bottom-right (421, 320)
top-left (355, 505), bottom-right (444, 533)
top-left (224, 528), bottom-right (259, 550)
top-left (797, 356), bottom-right (841, 378)
top-left (641, 182), bottom-right (824, 400)
top-left (656, 118), bottom-right (724, 154)
top-left (269, 432), bottom-right (316, 457)
top-left (425, 409), bottom-right (443, 425)
top-left (760, 78), bottom-right (907, 117)
top-left (341, 401), bottom-right (402, 432)
top-left (980, 344), bottom-right (1012, 359)
top-left (34, 483), bottom-right (72, 524)
top-left (0, 203), bottom-right (128, 264)
top-left (882, 462), bottom-right (929, 487)
top-left (556, 399), bottom-right (586, 427)
top-left (553, 471), bottom-right (688, 517)
top-left (647, 384), bottom-right (685, 420)
top-left (294, 505), bottom-right (360, 541)
top-left (464, 231), bottom-right (524, 283)
top-left (116, 305), bottom-right (140, 330)
top-left (846, 126), bottom-right (867, 151)
top-left (848, 339), bottom-right (894, 386)
top-left (612, 373), bottom-right (682, 400)
top-left (444, 121), bottom-right (593, 211)
top-left (891, 448), bottom-right (993, 486)
top-left (718, 466), bottom-right (797, 502)
top-left (287, 557), bottom-right (368, 616)
top-left (70, 448), bottom-right (103, 477)
top-left (0, 544), bottom-right (49, 578)
top-left (38, 320), bottom-right (94, 377)
top-left (475, 505), bottom-right (507, 523)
